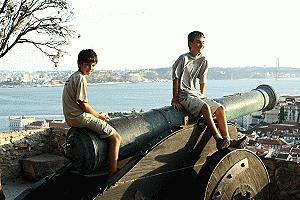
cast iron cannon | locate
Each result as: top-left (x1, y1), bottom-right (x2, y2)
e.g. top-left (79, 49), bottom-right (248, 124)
top-left (16, 84), bottom-right (278, 200)
top-left (65, 84), bottom-right (277, 174)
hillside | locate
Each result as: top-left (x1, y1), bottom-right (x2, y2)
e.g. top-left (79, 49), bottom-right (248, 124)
top-left (1, 67), bottom-right (300, 87)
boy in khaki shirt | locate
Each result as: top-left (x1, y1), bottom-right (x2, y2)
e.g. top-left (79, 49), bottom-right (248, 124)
top-left (62, 49), bottom-right (121, 177)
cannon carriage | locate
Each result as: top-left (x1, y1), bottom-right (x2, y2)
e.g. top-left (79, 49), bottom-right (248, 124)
top-left (16, 84), bottom-right (278, 200)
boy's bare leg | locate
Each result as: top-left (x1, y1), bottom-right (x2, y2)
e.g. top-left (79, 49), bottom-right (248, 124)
top-left (214, 106), bottom-right (249, 148)
top-left (201, 104), bottom-right (221, 137)
top-left (214, 106), bottom-right (229, 137)
top-left (107, 132), bottom-right (122, 177)
top-left (201, 104), bottom-right (230, 150)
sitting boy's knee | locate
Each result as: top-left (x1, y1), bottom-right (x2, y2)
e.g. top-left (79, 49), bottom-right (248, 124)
top-left (110, 132), bottom-right (122, 144)
top-left (201, 103), bottom-right (210, 113)
top-left (215, 106), bottom-right (226, 115)
top-left (116, 132), bottom-right (122, 143)
top-left (219, 105), bottom-right (226, 112)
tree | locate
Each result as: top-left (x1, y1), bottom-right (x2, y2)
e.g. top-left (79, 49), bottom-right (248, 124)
top-left (0, 0), bottom-right (77, 67)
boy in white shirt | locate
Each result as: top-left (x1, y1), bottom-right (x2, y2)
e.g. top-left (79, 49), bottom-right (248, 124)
top-left (172, 31), bottom-right (247, 150)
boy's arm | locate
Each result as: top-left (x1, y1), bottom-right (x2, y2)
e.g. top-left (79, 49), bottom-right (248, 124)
top-left (200, 83), bottom-right (206, 94)
top-left (78, 101), bottom-right (110, 121)
top-left (172, 79), bottom-right (183, 111)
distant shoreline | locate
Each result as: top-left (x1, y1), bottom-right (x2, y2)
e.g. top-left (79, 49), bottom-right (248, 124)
top-left (0, 80), bottom-right (173, 88)
top-left (3, 77), bottom-right (300, 89)
top-left (1, 67), bottom-right (300, 88)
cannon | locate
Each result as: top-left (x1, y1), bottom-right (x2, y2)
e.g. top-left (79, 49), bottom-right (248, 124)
top-left (65, 84), bottom-right (277, 174)
top-left (16, 84), bottom-right (278, 200)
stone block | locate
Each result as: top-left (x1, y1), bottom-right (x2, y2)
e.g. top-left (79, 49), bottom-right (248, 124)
top-left (21, 154), bottom-right (68, 181)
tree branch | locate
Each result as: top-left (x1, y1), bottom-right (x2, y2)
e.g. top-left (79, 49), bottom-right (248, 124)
top-left (0, 0), bottom-right (77, 66)
top-left (0, 0), bottom-right (9, 14)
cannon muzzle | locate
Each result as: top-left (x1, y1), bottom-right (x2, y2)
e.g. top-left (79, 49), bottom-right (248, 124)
top-left (65, 84), bottom-right (278, 174)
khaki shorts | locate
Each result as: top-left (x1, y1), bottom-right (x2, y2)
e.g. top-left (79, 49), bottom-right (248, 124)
top-left (179, 92), bottom-right (222, 118)
top-left (67, 113), bottom-right (116, 139)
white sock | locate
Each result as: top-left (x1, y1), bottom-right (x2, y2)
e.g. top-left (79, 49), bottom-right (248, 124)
top-left (223, 135), bottom-right (231, 141)
top-left (213, 133), bottom-right (223, 140)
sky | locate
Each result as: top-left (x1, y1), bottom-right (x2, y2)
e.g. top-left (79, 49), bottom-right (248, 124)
top-left (1, 0), bottom-right (300, 71)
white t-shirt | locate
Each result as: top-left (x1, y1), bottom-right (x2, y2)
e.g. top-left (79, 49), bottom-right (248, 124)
top-left (172, 52), bottom-right (208, 97)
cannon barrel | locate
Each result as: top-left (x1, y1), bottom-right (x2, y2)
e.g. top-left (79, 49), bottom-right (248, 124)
top-left (215, 84), bottom-right (278, 120)
top-left (65, 84), bottom-right (278, 174)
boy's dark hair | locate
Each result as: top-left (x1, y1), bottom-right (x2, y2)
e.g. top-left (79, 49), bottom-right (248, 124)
top-left (188, 31), bottom-right (205, 43)
top-left (77, 49), bottom-right (98, 66)
top-left (188, 31), bottom-right (205, 50)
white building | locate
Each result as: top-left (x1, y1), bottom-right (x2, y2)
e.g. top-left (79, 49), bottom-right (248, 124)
top-left (26, 120), bottom-right (49, 130)
top-left (236, 114), bottom-right (252, 130)
top-left (263, 107), bottom-right (280, 124)
top-left (275, 153), bottom-right (293, 161)
top-left (282, 102), bottom-right (300, 123)
top-left (9, 116), bottom-right (36, 131)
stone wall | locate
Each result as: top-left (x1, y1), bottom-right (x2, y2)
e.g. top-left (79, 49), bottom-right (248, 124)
top-left (261, 157), bottom-right (300, 200)
top-left (0, 128), bottom-right (68, 179)
top-left (0, 128), bottom-right (300, 199)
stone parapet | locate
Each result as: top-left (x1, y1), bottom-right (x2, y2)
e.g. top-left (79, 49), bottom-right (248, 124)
top-left (261, 157), bottom-right (300, 200)
top-left (0, 128), bottom-right (68, 180)
top-left (21, 154), bottom-right (68, 181)
top-left (0, 128), bottom-right (300, 199)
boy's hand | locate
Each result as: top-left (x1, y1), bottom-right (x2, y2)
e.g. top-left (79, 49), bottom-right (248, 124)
top-left (172, 98), bottom-right (183, 111)
top-left (99, 112), bottom-right (111, 121)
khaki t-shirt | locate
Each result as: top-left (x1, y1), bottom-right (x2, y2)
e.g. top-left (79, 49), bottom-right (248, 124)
top-left (62, 71), bottom-right (88, 123)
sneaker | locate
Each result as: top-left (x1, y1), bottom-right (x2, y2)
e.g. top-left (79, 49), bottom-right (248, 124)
top-left (229, 136), bottom-right (249, 149)
top-left (216, 138), bottom-right (230, 150)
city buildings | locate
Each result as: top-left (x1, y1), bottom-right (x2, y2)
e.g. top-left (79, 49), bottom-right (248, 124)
top-left (236, 96), bottom-right (300, 163)
top-left (8, 116), bottom-right (68, 131)
top-left (9, 116), bottom-right (36, 131)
